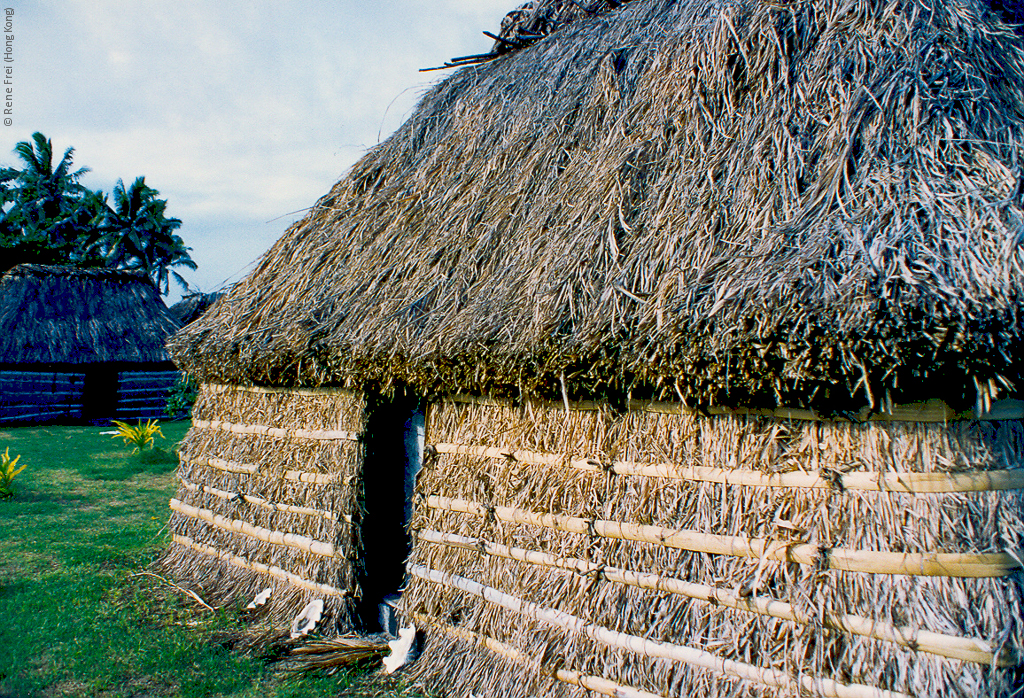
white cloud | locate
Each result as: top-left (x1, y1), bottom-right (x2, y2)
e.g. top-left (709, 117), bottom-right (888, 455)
top-left (3, 0), bottom-right (512, 301)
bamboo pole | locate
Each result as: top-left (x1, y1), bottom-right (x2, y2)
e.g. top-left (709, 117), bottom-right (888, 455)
top-left (409, 612), bottom-right (666, 698)
top-left (188, 457), bottom-right (338, 484)
top-left (446, 395), bottom-right (1024, 422)
top-left (193, 418), bottom-right (360, 442)
top-left (431, 443), bottom-right (1024, 494)
top-left (424, 495), bottom-right (1023, 578)
top-left (178, 478), bottom-right (337, 520)
top-left (569, 460), bottom-right (1024, 494)
top-left (204, 383), bottom-right (355, 398)
top-left (433, 443), bottom-right (562, 465)
top-left (417, 530), bottom-right (1013, 665)
top-left (169, 499), bottom-right (336, 557)
top-left (172, 534), bottom-right (346, 597)
top-left (284, 470), bottom-right (338, 485)
top-left (189, 456), bottom-right (259, 475)
top-left (410, 565), bottom-right (910, 698)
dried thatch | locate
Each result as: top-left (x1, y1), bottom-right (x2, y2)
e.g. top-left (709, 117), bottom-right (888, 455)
top-left (438, 1), bottom-right (640, 69)
top-left (402, 396), bottom-right (1024, 698)
top-left (0, 264), bottom-right (180, 366)
top-left (159, 384), bottom-right (366, 631)
top-left (160, 2), bottom-right (1024, 694)
top-left (172, 0), bottom-right (1024, 413)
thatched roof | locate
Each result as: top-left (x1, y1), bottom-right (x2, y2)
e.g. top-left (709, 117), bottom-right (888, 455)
top-left (171, 0), bottom-right (1024, 412)
top-left (0, 264), bottom-right (181, 365)
top-left (439, 1), bottom-right (640, 68)
top-left (169, 291), bottom-right (225, 326)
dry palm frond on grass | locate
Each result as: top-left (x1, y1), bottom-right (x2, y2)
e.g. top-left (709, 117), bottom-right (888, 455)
top-left (276, 635), bottom-right (388, 675)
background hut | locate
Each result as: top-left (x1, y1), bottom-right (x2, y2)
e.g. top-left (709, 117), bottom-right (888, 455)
top-left (169, 290), bottom-right (225, 327)
top-left (0, 264), bottom-right (182, 425)
top-left (164, 0), bottom-right (1024, 695)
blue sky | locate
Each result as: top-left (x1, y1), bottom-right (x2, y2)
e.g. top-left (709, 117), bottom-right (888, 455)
top-left (4, 0), bottom-right (510, 302)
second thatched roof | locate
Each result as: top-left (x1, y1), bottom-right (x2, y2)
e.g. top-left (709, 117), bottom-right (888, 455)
top-left (171, 0), bottom-right (1024, 412)
top-left (0, 264), bottom-right (181, 366)
top-left (169, 291), bottom-right (225, 327)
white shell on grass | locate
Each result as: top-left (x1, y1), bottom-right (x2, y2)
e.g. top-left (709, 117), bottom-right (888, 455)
top-left (383, 623), bottom-right (416, 674)
top-left (290, 599), bottom-right (324, 638)
top-left (246, 587), bottom-right (272, 609)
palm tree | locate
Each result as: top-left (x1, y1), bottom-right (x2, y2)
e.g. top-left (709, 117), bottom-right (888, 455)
top-left (0, 132), bottom-right (97, 268)
top-left (1, 132), bottom-right (91, 240)
top-left (103, 177), bottom-right (196, 294)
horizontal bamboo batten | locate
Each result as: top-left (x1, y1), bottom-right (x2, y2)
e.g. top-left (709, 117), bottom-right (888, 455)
top-left (431, 443), bottom-right (1024, 494)
top-left (424, 495), bottom-right (1022, 578)
top-left (417, 530), bottom-right (1011, 665)
top-left (189, 457), bottom-right (338, 484)
top-left (193, 418), bottom-right (360, 442)
top-left (169, 499), bottom-right (336, 558)
top-left (409, 612), bottom-right (665, 698)
top-left (178, 479), bottom-right (338, 521)
top-left (204, 383), bottom-right (355, 398)
top-left (448, 395), bottom-right (1024, 423)
top-left (172, 534), bottom-right (346, 597)
top-left (284, 470), bottom-right (338, 485)
top-left (410, 565), bottom-right (909, 698)
top-left (190, 456), bottom-right (258, 475)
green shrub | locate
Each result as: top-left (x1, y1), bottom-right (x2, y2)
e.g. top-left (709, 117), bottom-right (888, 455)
top-left (165, 373), bottom-right (200, 419)
top-left (0, 447), bottom-right (26, 498)
top-left (111, 419), bottom-right (165, 454)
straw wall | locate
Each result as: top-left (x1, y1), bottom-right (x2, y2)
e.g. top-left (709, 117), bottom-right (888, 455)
top-left (161, 383), bottom-right (365, 630)
top-left (403, 397), bottom-right (1024, 698)
top-left (0, 368), bottom-right (180, 425)
top-left (0, 370), bottom-right (86, 423)
top-left (114, 370), bottom-right (180, 421)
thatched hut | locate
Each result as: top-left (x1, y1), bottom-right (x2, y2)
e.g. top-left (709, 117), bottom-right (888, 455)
top-left (0, 264), bottom-right (181, 424)
top-left (164, 0), bottom-right (1024, 695)
top-left (169, 291), bottom-right (225, 327)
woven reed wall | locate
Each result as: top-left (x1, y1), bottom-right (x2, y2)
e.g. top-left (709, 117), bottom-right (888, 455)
top-left (0, 368), bottom-right (180, 425)
top-left (114, 370), bottom-right (179, 421)
top-left (162, 383), bottom-right (365, 630)
top-left (0, 370), bottom-right (86, 423)
top-left (403, 397), bottom-right (1024, 698)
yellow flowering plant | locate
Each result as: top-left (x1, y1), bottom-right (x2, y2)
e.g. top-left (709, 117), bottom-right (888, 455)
top-left (0, 447), bottom-right (26, 498)
top-left (111, 419), bottom-right (165, 454)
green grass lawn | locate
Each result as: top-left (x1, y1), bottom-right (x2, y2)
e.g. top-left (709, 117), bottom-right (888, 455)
top-left (0, 422), bottom-right (419, 698)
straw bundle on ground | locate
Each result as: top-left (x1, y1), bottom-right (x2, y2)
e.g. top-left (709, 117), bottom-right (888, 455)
top-left (402, 397), bottom-right (1024, 697)
top-left (160, 384), bottom-right (367, 630)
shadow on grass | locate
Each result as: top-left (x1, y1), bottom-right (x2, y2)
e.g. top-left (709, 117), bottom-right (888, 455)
top-left (0, 579), bottom-right (29, 599)
top-left (81, 448), bottom-right (179, 481)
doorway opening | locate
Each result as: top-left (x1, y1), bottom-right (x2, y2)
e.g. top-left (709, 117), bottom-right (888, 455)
top-left (358, 389), bottom-right (424, 632)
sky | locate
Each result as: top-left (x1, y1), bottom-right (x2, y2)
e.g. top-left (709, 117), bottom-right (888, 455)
top-left (3, 0), bottom-right (512, 304)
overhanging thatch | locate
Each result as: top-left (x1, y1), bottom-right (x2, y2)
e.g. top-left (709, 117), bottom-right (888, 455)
top-left (172, 0), bottom-right (1024, 409)
top-left (0, 264), bottom-right (181, 366)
